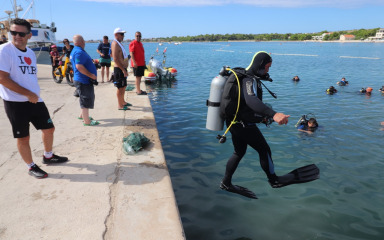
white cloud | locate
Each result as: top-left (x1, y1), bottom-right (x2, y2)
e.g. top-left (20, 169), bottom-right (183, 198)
top-left (84, 0), bottom-right (384, 8)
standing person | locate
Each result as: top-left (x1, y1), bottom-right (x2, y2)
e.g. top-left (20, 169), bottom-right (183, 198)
top-left (111, 27), bottom-right (131, 110)
top-left (62, 38), bottom-right (76, 94)
top-left (0, 18), bottom-right (68, 179)
top-left (97, 36), bottom-right (111, 83)
top-left (129, 31), bottom-right (147, 95)
top-left (70, 35), bottom-right (99, 126)
top-left (219, 51), bottom-right (319, 199)
top-left (62, 38), bottom-right (74, 58)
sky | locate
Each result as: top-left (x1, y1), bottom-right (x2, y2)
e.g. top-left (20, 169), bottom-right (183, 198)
top-left (1, 0), bottom-right (384, 41)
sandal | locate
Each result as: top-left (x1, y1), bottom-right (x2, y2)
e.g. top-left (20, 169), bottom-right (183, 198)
top-left (78, 116), bottom-right (93, 120)
top-left (124, 103), bottom-right (132, 107)
top-left (83, 120), bottom-right (100, 126)
top-left (118, 106), bottom-right (130, 111)
top-left (136, 91), bottom-right (147, 95)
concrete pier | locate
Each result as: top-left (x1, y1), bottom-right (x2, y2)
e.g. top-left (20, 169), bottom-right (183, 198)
top-left (0, 64), bottom-right (185, 240)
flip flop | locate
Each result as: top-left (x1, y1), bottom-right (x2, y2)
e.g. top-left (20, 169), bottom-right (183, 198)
top-left (136, 91), bottom-right (147, 95)
top-left (124, 103), bottom-right (132, 107)
top-left (78, 116), bottom-right (93, 120)
top-left (83, 120), bottom-right (100, 126)
top-left (118, 106), bottom-right (130, 111)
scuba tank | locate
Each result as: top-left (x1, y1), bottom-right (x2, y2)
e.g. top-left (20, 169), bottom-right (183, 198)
top-left (295, 113), bottom-right (318, 128)
top-left (206, 67), bottom-right (229, 131)
top-left (295, 115), bottom-right (308, 127)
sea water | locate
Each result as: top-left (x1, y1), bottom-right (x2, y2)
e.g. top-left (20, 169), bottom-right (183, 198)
top-left (87, 42), bottom-right (384, 240)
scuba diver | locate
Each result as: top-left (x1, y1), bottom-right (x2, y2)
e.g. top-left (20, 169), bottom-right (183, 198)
top-left (292, 76), bottom-right (300, 81)
top-left (337, 77), bottom-right (349, 86)
top-left (326, 86), bottom-right (337, 95)
top-left (217, 51), bottom-right (319, 199)
top-left (360, 87), bottom-right (373, 95)
top-left (296, 115), bottom-right (319, 133)
top-left (379, 86), bottom-right (384, 94)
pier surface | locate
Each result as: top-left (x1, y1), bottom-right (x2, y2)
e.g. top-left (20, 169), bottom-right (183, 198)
top-left (0, 64), bottom-right (185, 240)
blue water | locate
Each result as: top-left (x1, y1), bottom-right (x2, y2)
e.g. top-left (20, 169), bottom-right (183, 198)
top-left (86, 42), bottom-right (384, 240)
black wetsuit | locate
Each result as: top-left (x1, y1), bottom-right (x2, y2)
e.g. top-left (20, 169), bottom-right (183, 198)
top-left (221, 52), bottom-right (278, 186)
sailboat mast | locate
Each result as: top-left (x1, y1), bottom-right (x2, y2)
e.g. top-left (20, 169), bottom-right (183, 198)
top-left (14, 0), bottom-right (18, 18)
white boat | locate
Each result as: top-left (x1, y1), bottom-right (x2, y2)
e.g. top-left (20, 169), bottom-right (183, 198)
top-left (0, 0), bottom-right (57, 64)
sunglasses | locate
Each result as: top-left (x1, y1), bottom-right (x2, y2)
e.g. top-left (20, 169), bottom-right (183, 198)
top-left (10, 30), bottom-right (30, 37)
top-left (136, 35), bottom-right (141, 37)
top-left (119, 33), bottom-right (125, 36)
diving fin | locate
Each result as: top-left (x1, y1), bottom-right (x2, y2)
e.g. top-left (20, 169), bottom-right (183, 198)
top-left (269, 164), bottom-right (320, 188)
top-left (220, 182), bottom-right (258, 199)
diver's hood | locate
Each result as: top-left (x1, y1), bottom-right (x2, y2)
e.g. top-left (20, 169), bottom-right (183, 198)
top-left (245, 51), bottom-right (272, 77)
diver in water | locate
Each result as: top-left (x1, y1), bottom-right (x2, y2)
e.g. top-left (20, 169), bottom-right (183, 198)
top-left (296, 115), bottom-right (318, 133)
top-left (337, 77), bottom-right (349, 86)
top-left (379, 86), bottom-right (384, 94)
top-left (292, 75), bottom-right (300, 81)
top-left (219, 51), bottom-right (319, 199)
top-left (326, 86), bottom-right (337, 95)
top-left (360, 87), bottom-right (373, 95)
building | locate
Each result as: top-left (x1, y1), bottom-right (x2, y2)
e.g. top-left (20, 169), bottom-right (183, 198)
top-left (340, 34), bottom-right (355, 41)
top-left (368, 28), bottom-right (384, 41)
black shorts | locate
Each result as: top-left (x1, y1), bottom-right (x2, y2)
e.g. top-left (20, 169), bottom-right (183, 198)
top-left (100, 62), bottom-right (111, 67)
top-left (113, 67), bottom-right (127, 89)
top-left (74, 81), bottom-right (95, 109)
top-left (3, 100), bottom-right (54, 138)
top-left (133, 66), bottom-right (145, 77)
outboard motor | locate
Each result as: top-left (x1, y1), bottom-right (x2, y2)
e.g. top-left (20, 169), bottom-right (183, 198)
top-left (148, 58), bottom-right (168, 77)
top-left (206, 67), bottom-right (229, 131)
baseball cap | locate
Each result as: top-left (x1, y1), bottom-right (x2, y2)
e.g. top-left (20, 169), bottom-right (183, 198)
top-left (114, 27), bottom-right (126, 34)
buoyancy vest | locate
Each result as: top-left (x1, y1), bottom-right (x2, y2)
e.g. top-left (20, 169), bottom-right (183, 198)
top-left (220, 68), bottom-right (266, 123)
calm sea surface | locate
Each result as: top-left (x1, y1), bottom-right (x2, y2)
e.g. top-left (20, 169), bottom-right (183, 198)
top-left (86, 42), bottom-right (384, 240)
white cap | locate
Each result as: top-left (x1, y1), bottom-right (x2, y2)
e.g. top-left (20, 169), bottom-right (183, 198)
top-left (114, 27), bottom-right (126, 34)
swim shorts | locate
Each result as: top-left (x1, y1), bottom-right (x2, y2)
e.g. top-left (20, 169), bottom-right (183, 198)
top-left (113, 67), bottom-right (128, 89)
top-left (133, 66), bottom-right (145, 77)
top-left (3, 100), bottom-right (54, 138)
top-left (99, 58), bottom-right (111, 68)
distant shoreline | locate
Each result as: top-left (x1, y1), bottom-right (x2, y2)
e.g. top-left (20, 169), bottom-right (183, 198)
top-left (80, 40), bottom-right (384, 44)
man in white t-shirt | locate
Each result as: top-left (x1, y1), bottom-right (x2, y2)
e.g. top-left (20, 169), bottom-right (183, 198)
top-left (0, 18), bottom-right (68, 179)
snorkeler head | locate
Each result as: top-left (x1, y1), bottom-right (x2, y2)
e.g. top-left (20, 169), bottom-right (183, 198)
top-left (246, 51), bottom-right (272, 77)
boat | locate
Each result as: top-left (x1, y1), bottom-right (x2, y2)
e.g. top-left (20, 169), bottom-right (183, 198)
top-left (0, 0), bottom-right (58, 64)
top-left (144, 47), bottom-right (177, 83)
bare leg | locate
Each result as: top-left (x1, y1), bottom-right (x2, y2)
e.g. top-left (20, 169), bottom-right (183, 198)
top-left (117, 87), bottom-right (126, 109)
top-left (41, 127), bottom-right (55, 152)
top-left (106, 67), bottom-right (110, 82)
top-left (81, 108), bottom-right (91, 124)
top-left (17, 136), bottom-right (33, 165)
top-left (101, 66), bottom-right (105, 82)
top-left (135, 76), bottom-right (142, 93)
